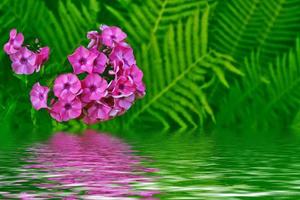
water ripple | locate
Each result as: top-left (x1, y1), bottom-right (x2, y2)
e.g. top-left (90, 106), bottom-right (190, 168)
top-left (0, 130), bottom-right (159, 199)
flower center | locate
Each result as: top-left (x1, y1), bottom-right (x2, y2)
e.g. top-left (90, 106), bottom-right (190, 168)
top-left (123, 59), bottom-right (129, 66)
top-left (79, 57), bottom-right (87, 65)
top-left (20, 57), bottom-right (27, 64)
top-left (90, 85), bottom-right (97, 92)
top-left (39, 93), bottom-right (44, 100)
top-left (64, 103), bottom-right (72, 110)
top-left (119, 84), bottom-right (125, 90)
top-left (93, 59), bottom-right (98, 66)
top-left (102, 96), bottom-right (114, 107)
top-left (95, 103), bottom-right (102, 109)
top-left (64, 83), bottom-right (71, 90)
top-left (111, 35), bottom-right (117, 40)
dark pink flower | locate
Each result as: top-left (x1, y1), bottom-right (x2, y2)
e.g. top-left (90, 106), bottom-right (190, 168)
top-left (10, 47), bottom-right (37, 74)
top-left (100, 25), bottom-right (127, 47)
top-left (136, 81), bottom-right (146, 98)
top-left (105, 94), bottom-right (135, 117)
top-left (3, 29), bottom-right (24, 55)
top-left (126, 64), bottom-right (143, 82)
top-left (116, 94), bottom-right (135, 110)
top-left (50, 98), bottom-right (82, 122)
top-left (126, 65), bottom-right (146, 97)
top-left (82, 114), bottom-right (99, 125)
top-left (35, 47), bottom-right (50, 72)
top-left (109, 46), bottom-right (136, 69)
top-left (97, 96), bottom-right (119, 117)
top-left (91, 49), bottom-right (108, 74)
top-left (87, 31), bottom-right (101, 49)
top-left (53, 73), bottom-right (81, 101)
top-left (107, 94), bottom-right (135, 117)
top-left (112, 76), bottom-right (135, 98)
top-left (81, 74), bottom-right (108, 103)
top-left (30, 82), bottom-right (50, 110)
top-left (83, 101), bottom-right (111, 124)
top-left (28, 25), bottom-right (146, 124)
top-left (68, 46), bottom-right (97, 74)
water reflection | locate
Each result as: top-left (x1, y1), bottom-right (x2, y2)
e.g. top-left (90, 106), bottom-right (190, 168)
top-left (121, 132), bottom-right (300, 199)
top-left (0, 130), bottom-right (159, 199)
top-left (1, 130), bottom-right (300, 199)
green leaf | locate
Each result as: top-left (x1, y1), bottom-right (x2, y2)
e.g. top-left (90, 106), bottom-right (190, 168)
top-left (112, 8), bottom-right (239, 130)
top-left (107, 0), bottom-right (215, 47)
top-left (213, 0), bottom-right (300, 63)
top-left (217, 38), bottom-right (300, 129)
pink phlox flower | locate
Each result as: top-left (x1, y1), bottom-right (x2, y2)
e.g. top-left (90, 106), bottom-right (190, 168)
top-left (117, 41), bottom-right (130, 47)
top-left (112, 76), bottom-right (135, 98)
top-left (136, 81), bottom-right (146, 98)
top-left (82, 114), bottom-right (100, 125)
top-left (50, 98), bottom-right (82, 122)
top-left (126, 64), bottom-right (146, 97)
top-left (87, 30), bottom-right (101, 49)
top-left (35, 47), bottom-right (50, 72)
top-left (100, 25), bottom-right (127, 47)
top-left (126, 64), bottom-right (143, 82)
top-left (81, 73), bottom-right (108, 103)
top-left (3, 29), bottom-right (24, 55)
top-left (100, 24), bottom-right (110, 31)
top-left (68, 46), bottom-right (98, 74)
top-left (109, 45), bottom-right (136, 69)
top-left (90, 49), bottom-right (108, 74)
top-left (10, 47), bottom-right (37, 74)
top-left (53, 73), bottom-right (82, 101)
top-left (117, 94), bottom-right (135, 110)
top-left (83, 101), bottom-right (111, 124)
top-left (30, 82), bottom-right (50, 110)
top-left (27, 25), bottom-right (146, 124)
top-left (100, 96), bottom-right (120, 117)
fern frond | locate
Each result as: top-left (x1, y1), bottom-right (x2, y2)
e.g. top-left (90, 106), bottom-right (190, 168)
top-left (213, 0), bottom-right (300, 63)
top-left (0, 0), bottom-right (46, 57)
top-left (106, 0), bottom-right (215, 47)
top-left (0, 0), bottom-right (99, 74)
top-left (0, 0), bottom-right (100, 129)
top-left (217, 37), bottom-right (300, 129)
top-left (111, 9), bottom-right (241, 130)
top-left (36, 0), bottom-right (99, 69)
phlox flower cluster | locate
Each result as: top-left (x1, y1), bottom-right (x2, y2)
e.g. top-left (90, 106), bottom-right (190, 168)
top-left (3, 29), bottom-right (49, 74)
top-left (29, 25), bottom-right (145, 124)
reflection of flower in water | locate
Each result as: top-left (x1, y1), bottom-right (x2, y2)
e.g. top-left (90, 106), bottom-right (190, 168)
top-left (21, 130), bottom-right (160, 199)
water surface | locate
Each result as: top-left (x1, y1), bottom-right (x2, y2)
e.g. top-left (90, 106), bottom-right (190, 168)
top-left (0, 130), bottom-right (300, 199)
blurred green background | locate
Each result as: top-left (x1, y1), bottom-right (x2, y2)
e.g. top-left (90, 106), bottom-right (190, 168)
top-left (1, 0), bottom-right (300, 134)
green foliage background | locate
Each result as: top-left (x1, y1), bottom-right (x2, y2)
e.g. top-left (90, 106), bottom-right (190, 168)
top-left (1, 0), bottom-right (300, 133)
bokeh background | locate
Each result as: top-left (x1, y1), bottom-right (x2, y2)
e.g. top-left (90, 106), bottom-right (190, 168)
top-left (1, 0), bottom-right (300, 134)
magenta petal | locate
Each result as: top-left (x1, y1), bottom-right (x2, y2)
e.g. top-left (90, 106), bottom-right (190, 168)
top-left (50, 98), bottom-right (82, 122)
top-left (4, 29), bottom-right (24, 55)
top-left (53, 73), bottom-right (81, 100)
top-left (86, 101), bottom-right (111, 121)
top-left (91, 49), bottom-right (107, 74)
top-left (30, 82), bottom-right (50, 110)
top-left (100, 25), bottom-right (127, 47)
top-left (81, 74), bottom-right (108, 103)
top-left (9, 29), bottom-right (17, 38)
top-left (68, 46), bottom-right (97, 74)
top-left (14, 33), bottom-right (24, 47)
top-left (36, 47), bottom-right (50, 71)
top-left (10, 47), bottom-right (37, 74)
top-left (109, 46), bottom-right (136, 69)
top-left (119, 99), bottom-right (132, 110)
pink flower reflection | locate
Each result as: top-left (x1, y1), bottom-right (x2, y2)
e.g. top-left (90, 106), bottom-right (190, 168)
top-left (24, 130), bottom-right (160, 199)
